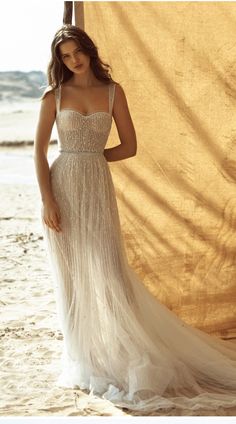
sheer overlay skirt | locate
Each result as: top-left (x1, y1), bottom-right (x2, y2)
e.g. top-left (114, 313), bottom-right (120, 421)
top-left (42, 152), bottom-right (236, 412)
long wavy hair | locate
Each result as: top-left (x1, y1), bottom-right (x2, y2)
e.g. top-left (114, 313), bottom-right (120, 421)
top-left (43, 24), bottom-right (115, 97)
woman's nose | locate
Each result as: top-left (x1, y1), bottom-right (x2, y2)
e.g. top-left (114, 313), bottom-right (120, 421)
top-left (71, 55), bottom-right (78, 63)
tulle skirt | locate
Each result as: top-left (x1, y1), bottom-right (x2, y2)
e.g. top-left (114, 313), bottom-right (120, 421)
top-left (42, 151), bottom-right (236, 413)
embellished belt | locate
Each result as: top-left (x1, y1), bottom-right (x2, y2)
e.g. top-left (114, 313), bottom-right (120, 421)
top-left (59, 149), bottom-right (102, 154)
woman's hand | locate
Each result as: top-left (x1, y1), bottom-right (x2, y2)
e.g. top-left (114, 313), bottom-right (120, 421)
top-left (42, 198), bottom-right (62, 232)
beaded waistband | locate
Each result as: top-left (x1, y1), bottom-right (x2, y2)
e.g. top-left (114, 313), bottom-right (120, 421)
top-left (59, 149), bottom-right (102, 154)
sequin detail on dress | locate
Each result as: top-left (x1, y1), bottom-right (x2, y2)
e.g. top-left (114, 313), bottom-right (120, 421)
top-left (41, 82), bottom-right (236, 413)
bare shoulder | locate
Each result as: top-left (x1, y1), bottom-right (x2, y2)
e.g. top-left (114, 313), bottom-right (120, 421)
top-left (41, 85), bottom-right (56, 102)
top-left (113, 82), bottom-right (126, 97)
top-left (36, 86), bottom-right (57, 123)
top-left (40, 86), bottom-right (57, 113)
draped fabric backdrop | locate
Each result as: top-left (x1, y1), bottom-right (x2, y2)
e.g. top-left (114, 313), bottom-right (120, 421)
top-left (82, 1), bottom-right (236, 338)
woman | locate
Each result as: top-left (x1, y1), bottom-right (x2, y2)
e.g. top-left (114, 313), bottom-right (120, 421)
top-left (34, 24), bottom-right (236, 413)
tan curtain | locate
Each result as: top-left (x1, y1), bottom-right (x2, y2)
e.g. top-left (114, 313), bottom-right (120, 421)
top-left (83, 1), bottom-right (236, 339)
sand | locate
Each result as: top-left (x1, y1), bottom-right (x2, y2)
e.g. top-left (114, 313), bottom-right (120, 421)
top-left (1, 144), bottom-right (236, 418)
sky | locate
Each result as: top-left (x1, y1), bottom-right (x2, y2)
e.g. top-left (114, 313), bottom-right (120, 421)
top-left (0, 0), bottom-right (218, 73)
top-left (0, 0), bottom-right (67, 72)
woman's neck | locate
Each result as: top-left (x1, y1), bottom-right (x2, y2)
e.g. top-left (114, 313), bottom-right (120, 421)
top-left (69, 70), bottom-right (100, 88)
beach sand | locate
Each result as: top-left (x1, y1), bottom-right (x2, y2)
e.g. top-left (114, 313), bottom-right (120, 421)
top-left (1, 144), bottom-right (236, 417)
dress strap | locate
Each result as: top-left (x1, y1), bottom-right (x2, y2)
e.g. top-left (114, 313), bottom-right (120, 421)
top-left (109, 82), bottom-right (116, 115)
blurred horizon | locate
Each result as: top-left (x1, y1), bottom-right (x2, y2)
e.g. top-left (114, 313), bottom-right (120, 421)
top-left (0, 70), bottom-right (55, 142)
top-left (0, 69), bottom-right (46, 73)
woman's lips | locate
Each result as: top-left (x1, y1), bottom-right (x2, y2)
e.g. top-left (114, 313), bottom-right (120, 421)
top-left (74, 64), bottom-right (82, 69)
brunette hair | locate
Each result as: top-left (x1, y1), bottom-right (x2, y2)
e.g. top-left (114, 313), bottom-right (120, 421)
top-left (43, 24), bottom-right (115, 97)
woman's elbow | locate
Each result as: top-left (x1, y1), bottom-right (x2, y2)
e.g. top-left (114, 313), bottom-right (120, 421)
top-left (121, 136), bottom-right (137, 158)
top-left (130, 148), bottom-right (137, 158)
top-left (130, 139), bottom-right (137, 157)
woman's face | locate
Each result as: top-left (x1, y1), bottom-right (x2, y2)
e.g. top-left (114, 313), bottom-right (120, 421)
top-left (59, 39), bottom-right (90, 74)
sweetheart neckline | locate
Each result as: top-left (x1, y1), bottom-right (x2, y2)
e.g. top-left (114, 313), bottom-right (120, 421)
top-left (59, 109), bottom-right (111, 117)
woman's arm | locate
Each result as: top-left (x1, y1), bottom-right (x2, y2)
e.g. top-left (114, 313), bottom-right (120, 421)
top-left (103, 84), bottom-right (137, 162)
top-left (33, 90), bottom-right (61, 232)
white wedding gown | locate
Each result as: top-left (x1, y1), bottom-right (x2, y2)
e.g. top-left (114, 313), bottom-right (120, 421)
top-left (41, 82), bottom-right (236, 413)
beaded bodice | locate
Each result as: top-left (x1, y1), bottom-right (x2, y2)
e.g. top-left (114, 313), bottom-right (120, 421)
top-left (54, 83), bottom-right (116, 154)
